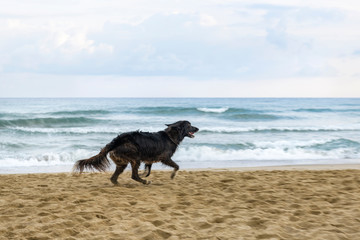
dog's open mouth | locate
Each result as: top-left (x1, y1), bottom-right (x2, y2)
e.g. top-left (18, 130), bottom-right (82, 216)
top-left (188, 132), bottom-right (195, 138)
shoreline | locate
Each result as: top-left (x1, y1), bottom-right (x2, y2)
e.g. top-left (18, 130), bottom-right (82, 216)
top-left (196, 163), bottom-right (360, 171)
top-left (1, 162), bottom-right (360, 175)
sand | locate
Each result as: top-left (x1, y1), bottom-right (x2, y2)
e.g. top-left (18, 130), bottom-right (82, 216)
top-left (1, 165), bottom-right (360, 240)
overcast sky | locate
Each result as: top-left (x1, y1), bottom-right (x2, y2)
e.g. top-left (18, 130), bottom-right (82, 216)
top-left (1, 0), bottom-right (360, 97)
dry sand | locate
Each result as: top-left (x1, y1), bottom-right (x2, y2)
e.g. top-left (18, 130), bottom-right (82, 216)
top-left (1, 166), bottom-right (360, 240)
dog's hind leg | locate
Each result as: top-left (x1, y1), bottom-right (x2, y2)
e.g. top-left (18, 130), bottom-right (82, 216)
top-left (110, 164), bottom-right (128, 185)
top-left (162, 158), bottom-right (179, 179)
top-left (140, 164), bottom-right (152, 178)
top-left (130, 161), bottom-right (151, 185)
top-left (145, 164), bottom-right (152, 177)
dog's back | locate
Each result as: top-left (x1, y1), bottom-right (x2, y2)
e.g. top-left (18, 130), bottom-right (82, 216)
top-left (126, 131), bottom-right (176, 158)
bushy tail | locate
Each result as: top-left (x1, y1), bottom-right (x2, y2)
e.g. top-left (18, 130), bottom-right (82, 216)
top-left (73, 134), bottom-right (123, 173)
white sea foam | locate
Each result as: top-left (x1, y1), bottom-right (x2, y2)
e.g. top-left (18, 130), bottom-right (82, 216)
top-left (174, 146), bottom-right (360, 162)
top-left (13, 125), bottom-right (360, 135)
top-left (1, 149), bottom-right (96, 167)
top-left (10, 126), bottom-right (167, 134)
top-left (197, 107), bottom-right (229, 113)
top-left (200, 126), bottom-right (360, 133)
top-left (10, 126), bottom-right (153, 134)
top-left (253, 138), bottom-right (338, 148)
top-left (1, 143), bottom-right (359, 169)
top-left (11, 126), bottom-right (120, 134)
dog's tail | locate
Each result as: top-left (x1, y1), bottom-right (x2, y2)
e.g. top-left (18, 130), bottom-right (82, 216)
top-left (73, 134), bottom-right (123, 173)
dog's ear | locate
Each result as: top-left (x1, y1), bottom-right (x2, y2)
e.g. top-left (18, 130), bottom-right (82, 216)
top-left (165, 123), bottom-right (180, 130)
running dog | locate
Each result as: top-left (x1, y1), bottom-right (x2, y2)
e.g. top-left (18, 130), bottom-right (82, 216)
top-left (73, 121), bottom-right (199, 185)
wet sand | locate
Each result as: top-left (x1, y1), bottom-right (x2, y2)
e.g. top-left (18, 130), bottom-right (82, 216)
top-left (1, 165), bottom-right (360, 239)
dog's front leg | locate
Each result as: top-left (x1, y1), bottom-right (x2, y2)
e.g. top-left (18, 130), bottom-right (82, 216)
top-left (162, 158), bottom-right (179, 179)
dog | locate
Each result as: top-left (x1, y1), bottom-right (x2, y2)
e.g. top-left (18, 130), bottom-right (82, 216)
top-left (73, 120), bottom-right (199, 185)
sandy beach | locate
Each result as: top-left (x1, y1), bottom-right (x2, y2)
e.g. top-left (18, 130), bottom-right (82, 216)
top-left (1, 165), bottom-right (360, 240)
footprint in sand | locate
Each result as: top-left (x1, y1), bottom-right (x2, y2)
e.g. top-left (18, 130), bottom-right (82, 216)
top-left (256, 233), bottom-right (281, 239)
top-left (141, 229), bottom-right (172, 240)
top-left (195, 221), bottom-right (212, 230)
top-left (151, 220), bottom-right (165, 227)
top-left (158, 203), bottom-right (172, 211)
top-left (37, 212), bottom-right (50, 216)
top-left (96, 214), bottom-right (108, 219)
top-left (247, 217), bottom-right (268, 230)
top-left (211, 217), bottom-right (226, 223)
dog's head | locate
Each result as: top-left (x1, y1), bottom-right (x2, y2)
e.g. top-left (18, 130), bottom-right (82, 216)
top-left (165, 121), bottom-right (199, 142)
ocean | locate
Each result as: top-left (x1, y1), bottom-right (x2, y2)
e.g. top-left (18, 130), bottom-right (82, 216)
top-left (0, 98), bottom-right (359, 173)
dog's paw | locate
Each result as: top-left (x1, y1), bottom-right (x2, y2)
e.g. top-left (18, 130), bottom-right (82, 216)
top-left (110, 179), bottom-right (119, 185)
top-left (145, 180), bottom-right (152, 185)
top-left (170, 171), bottom-right (177, 179)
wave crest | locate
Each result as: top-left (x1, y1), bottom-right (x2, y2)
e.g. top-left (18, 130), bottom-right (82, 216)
top-left (197, 107), bottom-right (229, 113)
top-left (200, 126), bottom-right (360, 134)
top-left (0, 117), bottom-right (100, 128)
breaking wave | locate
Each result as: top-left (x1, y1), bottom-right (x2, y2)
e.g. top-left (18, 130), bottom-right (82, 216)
top-left (200, 126), bottom-right (360, 134)
top-left (197, 107), bottom-right (229, 113)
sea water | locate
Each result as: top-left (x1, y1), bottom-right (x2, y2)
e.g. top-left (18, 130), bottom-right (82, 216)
top-left (0, 98), bottom-right (359, 173)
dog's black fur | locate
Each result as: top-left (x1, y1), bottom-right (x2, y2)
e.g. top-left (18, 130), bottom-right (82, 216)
top-left (73, 121), bottom-right (198, 185)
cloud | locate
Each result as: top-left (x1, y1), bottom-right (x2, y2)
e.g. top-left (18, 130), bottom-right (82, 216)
top-left (0, 11), bottom-right (322, 77)
top-left (0, 1), bottom-right (360, 97)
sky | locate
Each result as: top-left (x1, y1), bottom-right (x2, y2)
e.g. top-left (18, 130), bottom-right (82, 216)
top-left (0, 0), bottom-right (360, 97)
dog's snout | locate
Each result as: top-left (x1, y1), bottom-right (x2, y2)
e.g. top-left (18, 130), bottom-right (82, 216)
top-left (193, 127), bottom-right (199, 132)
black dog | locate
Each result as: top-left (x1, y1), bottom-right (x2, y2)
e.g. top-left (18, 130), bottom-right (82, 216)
top-left (73, 121), bottom-right (198, 185)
